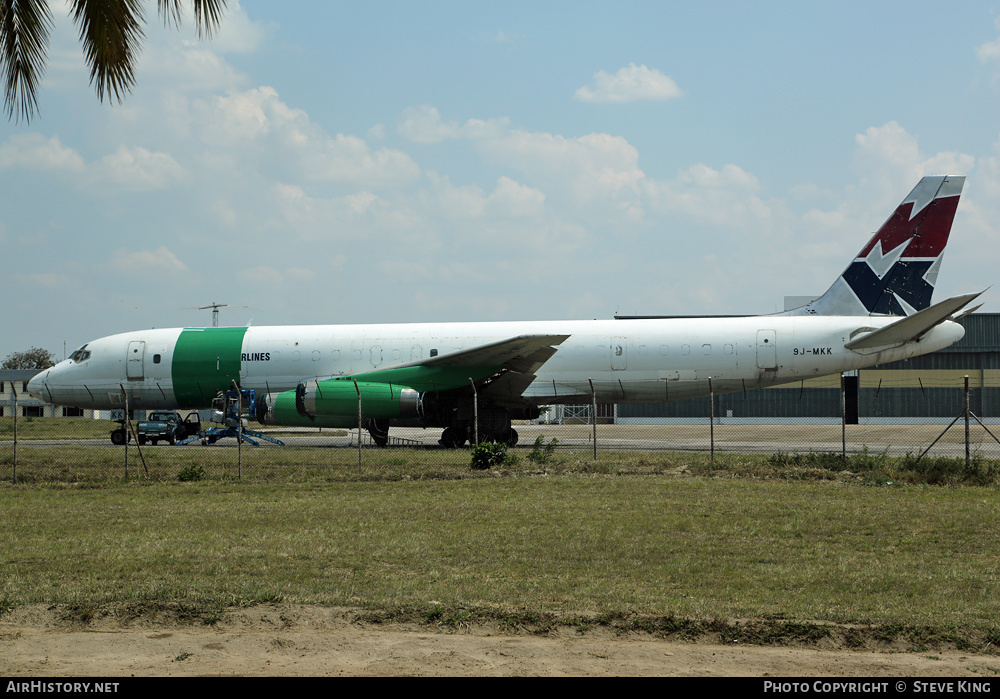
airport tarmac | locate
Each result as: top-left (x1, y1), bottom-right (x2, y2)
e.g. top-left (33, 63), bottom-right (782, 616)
top-left (156, 422), bottom-right (1000, 459)
top-left (5, 422), bottom-right (1000, 459)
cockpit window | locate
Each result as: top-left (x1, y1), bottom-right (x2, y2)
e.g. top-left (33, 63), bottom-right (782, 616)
top-left (69, 345), bottom-right (92, 362)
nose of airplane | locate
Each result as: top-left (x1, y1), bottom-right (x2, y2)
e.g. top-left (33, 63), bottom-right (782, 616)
top-left (26, 368), bottom-right (51, 401)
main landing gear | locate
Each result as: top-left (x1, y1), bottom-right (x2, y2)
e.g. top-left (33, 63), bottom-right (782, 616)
top-left (439, 425), bottom-right (518, 448)
top-left (367, 418), bottom-right (390, 448)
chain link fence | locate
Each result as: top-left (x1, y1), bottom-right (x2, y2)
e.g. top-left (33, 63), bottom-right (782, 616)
top-left (3, 372), bottom-right (1000, 483)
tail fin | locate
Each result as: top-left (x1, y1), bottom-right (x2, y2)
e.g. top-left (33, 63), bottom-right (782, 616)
top-left (787, 175), bottom-right (965, 316)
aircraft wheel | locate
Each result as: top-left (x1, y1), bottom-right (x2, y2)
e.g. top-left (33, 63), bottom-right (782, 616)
top-left (367, 418), bottom-right (390, 448)
top-left (111, 429), bottom-right (127, 445)
top-left (506, 428), bottom-right (518, 447)
top-left (439, 426), bottom-right (467, 448)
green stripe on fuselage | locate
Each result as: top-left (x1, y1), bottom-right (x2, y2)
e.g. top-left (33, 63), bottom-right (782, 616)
top-left (172, 327), bottom-right (248, 407)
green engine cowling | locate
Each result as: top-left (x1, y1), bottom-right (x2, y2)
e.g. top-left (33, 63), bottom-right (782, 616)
top-left (255, 390), bottom-right (357, 428)
top-left (298, 378), bottom-right (424, 419)
top-left (256, 378), bottom-right (427, 428)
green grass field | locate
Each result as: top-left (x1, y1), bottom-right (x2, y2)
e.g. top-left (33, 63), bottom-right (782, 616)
top-left (3, 420), bottom-right (1000, 650)
top-left (1, 460), bottom-right (999, 648)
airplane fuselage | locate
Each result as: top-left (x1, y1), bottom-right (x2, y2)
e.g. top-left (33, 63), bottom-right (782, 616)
top-left (29, 315), bottom-right (965, 412)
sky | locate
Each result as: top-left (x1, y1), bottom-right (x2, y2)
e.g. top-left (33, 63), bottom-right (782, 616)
top-left (2, 0), bottom-right (1000, 362)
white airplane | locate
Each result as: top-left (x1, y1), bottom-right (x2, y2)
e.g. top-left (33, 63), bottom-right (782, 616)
top-left (29, 175), bottom-right (981, 447)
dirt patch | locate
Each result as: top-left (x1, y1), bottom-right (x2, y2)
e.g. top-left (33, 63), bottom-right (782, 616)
top-left (2, 604), bottom-right (1000, 676)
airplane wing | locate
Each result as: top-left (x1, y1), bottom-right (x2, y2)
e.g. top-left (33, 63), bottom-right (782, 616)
top-left (845, 292), bottom-right (982, 350)
top-left (344, 334), bottom-right (570, 393)
top-left (398, 334), bottom-right (568, 375)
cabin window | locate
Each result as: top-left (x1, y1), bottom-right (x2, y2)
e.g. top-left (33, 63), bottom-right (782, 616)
top-left (430, 349), bottom-right (438, 357)
top-left (702, 344), bottom-right (711, 355)
top-left (153, 354), bottom-right (161, 364)
top-left (724, 344), bottom-right (734, 355)
top-left (681, 344), bottom-right (691, 356)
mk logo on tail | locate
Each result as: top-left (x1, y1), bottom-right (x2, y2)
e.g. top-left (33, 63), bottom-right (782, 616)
top-left (788, 176), bottom-right (965, 317)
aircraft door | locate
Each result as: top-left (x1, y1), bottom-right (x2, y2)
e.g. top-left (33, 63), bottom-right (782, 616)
top-left (756, 330), bottom-right (777, 370)
top-left (126, 340), bottom-right (146, 380)
top-left (611, 337), bottom-right (627, 371)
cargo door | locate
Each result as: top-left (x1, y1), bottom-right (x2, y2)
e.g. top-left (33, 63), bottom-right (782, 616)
top-left (611, 337), bottom-right (627, 371)
top-left (756, 330), bottom-right (777, 370)
top-left (126, 340), bottom-right (146, 380)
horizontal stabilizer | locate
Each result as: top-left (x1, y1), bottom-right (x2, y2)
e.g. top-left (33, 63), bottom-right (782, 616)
top-left (845, 292), bottom-right (982, 350)
top-left (951, 304), bottom-right (983, 321)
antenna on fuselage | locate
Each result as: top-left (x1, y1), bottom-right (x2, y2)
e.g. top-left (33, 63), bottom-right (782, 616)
top-left (184, 302), bottom-right (248, 327)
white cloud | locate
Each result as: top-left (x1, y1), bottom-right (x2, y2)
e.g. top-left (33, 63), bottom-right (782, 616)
top-left (398, 105), bottom-right (510, 144)
top-left (201, 0), bottom-right (269, 54)
top-left (14, 271), bottom-right (69, 289)
top-left (299, 132), bottom-right (420, 186)
top-left (852, 122), bottom-right (974, 212)
top-left (409, 111), bottom-right (646, 201)
top-left (196, 87), bottom-right (420, 186)
top-left (644, 163), bottom-right (777, 232)
top-left (0, 133), bottom-right (84, 173)
top-left (242, 265), bottom-right (316, 286)
top-left (976, 18), bottom-right (1000, 62)
top-left (574, 63), bottom-right (682, 103)
top-left (108, 246), bottom-right (189, 274)
top-left (263, 184), bottom-right (430, 245)
top-left (478, 129), bottom-right (646, 225)
top-left (96, 145), bottom-right (186, 191)
top-left (676, 163), bottom-right (761, 192)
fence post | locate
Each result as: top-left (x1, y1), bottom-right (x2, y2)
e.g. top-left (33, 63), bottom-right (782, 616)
top-left (708, 377), bottom-right (714, 463)
top-left (123, 389), bottom-right (129, 479)
top-left (841, 373), bottom-right (846, 464)
top-left (588, 378), bottom-right (597, 460)
top-left (233, 381), bottom-right (242, 480)
top-left (11, 382), bottom-right (17, 483)
top-left (354, 380), bottom-right (362, 472)
top-left (965, 374), bottom-right (970, 466)
top-left (469, 378), bottom-right (478, 446)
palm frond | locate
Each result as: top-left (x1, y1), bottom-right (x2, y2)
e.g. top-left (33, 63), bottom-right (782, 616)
top-left (0, 0), bottom-right (54, 122)
top-left (71, 0), bottom-right (145, 105)
top-left (157, 0), bottom-right (182, 29)
top-left (3, 0), bottom-right (228, 122)
top-left (158, 0), bottom-right (225, 38)
top-left (192, 0), bottom-right (225, 38)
